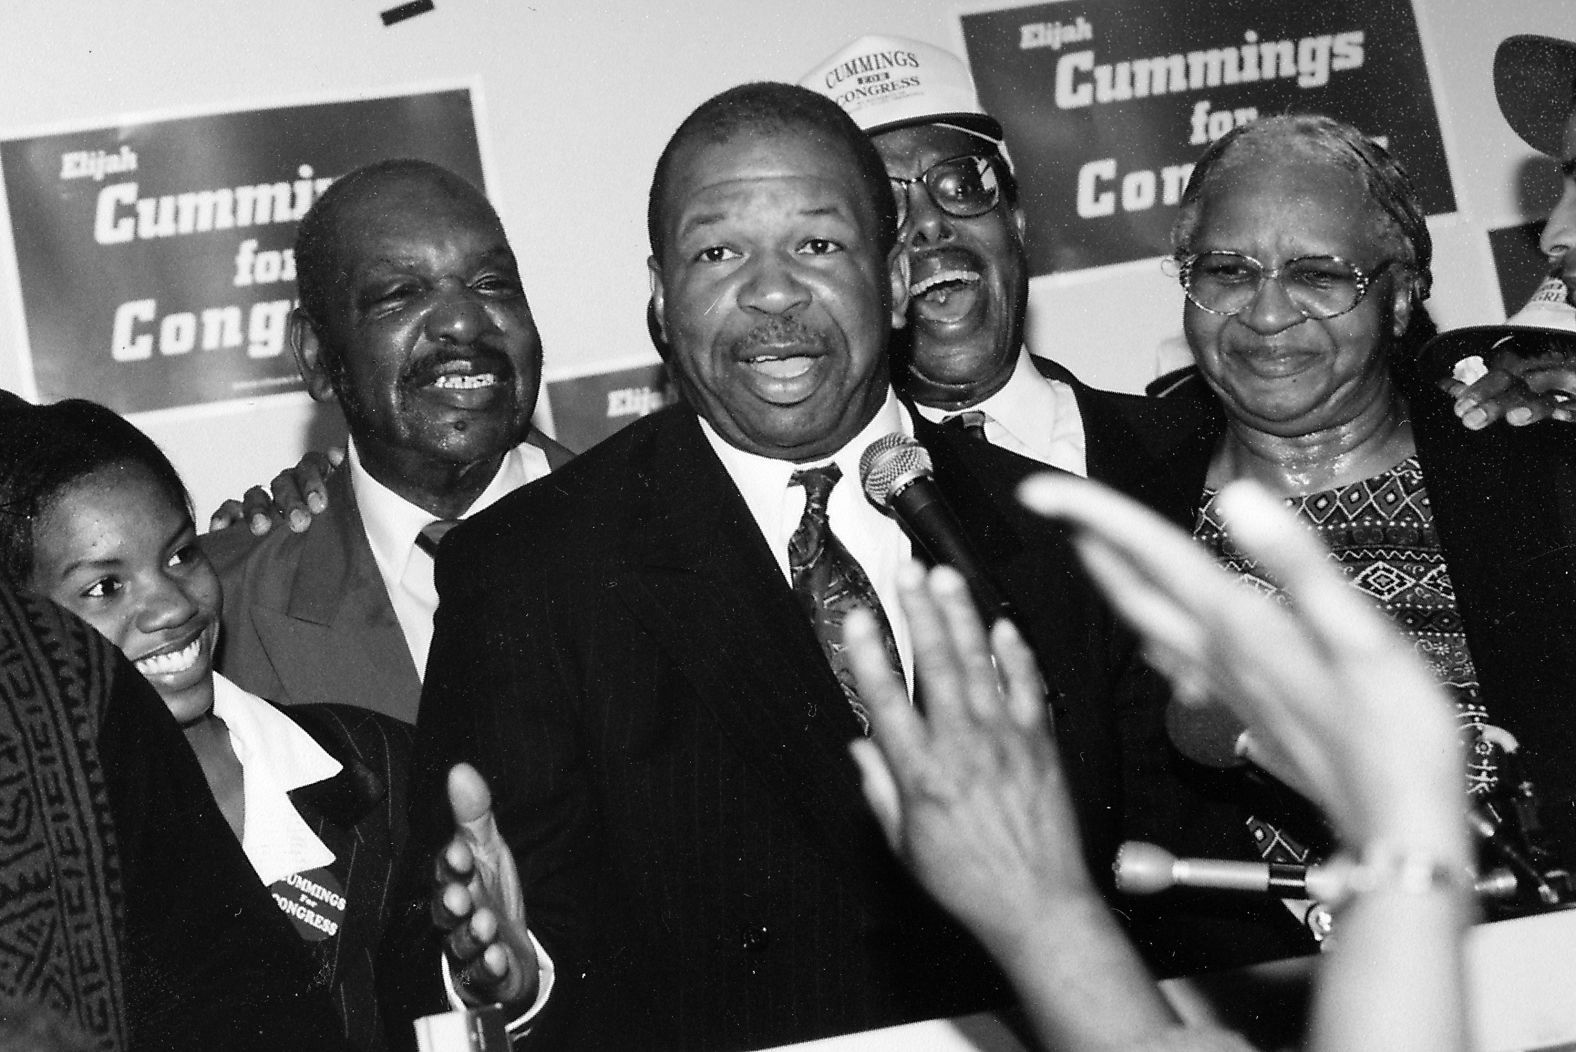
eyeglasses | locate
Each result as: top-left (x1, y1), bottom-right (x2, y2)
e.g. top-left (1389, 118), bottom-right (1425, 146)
top-left (888, 154), bottom-right (1002, 228)
top-left (1176, 251), bottom-right (1399, 320)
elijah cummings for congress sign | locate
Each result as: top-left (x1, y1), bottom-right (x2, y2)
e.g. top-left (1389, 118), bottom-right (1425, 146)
top-left (959, 0), bottom-right (1452, 276)
top-left (1, 89), bottom-right (484, 414)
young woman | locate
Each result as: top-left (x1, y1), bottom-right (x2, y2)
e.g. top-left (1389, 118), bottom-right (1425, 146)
top-left (0, 399), bottom-right (409, 1052)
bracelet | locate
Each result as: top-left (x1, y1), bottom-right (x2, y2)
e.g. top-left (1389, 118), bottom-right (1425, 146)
top-left (1330, 843), bottom-right (1472, 905)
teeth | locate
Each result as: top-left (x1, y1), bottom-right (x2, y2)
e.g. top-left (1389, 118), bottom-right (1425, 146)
top-left (910, 269), bottom-right (981, 297)
top-left (748, 356), bottom-right (813, 379)
top-left (432, 373), bottom-right (498, 390)
top-left (136, 636), bottom-right (201, 677)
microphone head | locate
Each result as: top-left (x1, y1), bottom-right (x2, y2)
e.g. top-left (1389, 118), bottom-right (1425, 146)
top-left (860, 433), bottom-right (933, 508)
top-left (1165, 698), bottom-right (1249, 769)
top-left (1113, 840), bottom-right (1180, 895)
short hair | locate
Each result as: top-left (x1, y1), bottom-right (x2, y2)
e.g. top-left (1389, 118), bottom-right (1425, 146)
top-left (293, 158), bottom-right (498, 327)
top-left (647, 82), bottom-right (898, 261)
top-left (1171, 114), bottom-right (1433, 302)
top-left (0, 400), bottom-right (190, 583)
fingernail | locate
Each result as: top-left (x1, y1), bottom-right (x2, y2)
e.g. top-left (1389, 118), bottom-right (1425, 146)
top-left (308, 493), bottom-right (326, 513)
top-left (290, 509), bottom-right (311, 531)
top-left (1508, 408), bottom-right (1532, 426)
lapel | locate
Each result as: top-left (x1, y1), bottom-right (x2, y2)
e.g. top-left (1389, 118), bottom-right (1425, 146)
top-left (281, 708), bottom-right (391, 990)
top-left (1053, 363), bottom-right (1220, 531)
top-left (611, 409), bottom-right (886, 875)
top-left (912, 409), bottom-right (1029, 571)
top-left (258, 470), bottom-right (421, 716)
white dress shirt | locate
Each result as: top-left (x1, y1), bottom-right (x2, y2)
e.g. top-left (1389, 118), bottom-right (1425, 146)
top-left (698, 389), bottom-right (917, 691)
top-left (911, 346), bottom-right (1088, 476)
top-left (210, 673), bottom-right (341, 885)
top-left (349, 438), bottom-right (551, 679)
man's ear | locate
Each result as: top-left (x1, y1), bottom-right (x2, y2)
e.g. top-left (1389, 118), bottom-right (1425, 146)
top-left (888, 245), bottom-right (911, 330)
top-left (1012, 202), bottom-right (1027, 241)
top-left (290, 309), bottom-right (338, 403)
top-left (647, 256), bottom-right (672, 360)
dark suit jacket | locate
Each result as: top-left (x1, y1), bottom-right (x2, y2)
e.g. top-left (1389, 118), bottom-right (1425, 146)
top-left (1410, 339), bottom-right (1576, 869)
top-left (206, 433), bottom-right (572, 724)
top-left (400, 404), bottom-right (1149, 1051)
top-left (1031, 353), bottom-right (1216, 528)
top-left (284, 704), bottom-right (413, 1052)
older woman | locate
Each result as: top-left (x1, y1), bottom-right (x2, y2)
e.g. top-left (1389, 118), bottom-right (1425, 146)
top-left (1142, 114), bottom-right (1576, 953)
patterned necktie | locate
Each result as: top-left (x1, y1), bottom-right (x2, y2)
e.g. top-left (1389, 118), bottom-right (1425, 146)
top-left (787, 464), bottom-right (902, 734)
top-left (943, 410), bottom-right (990, 443)
top-left (414, 519), bottom-right (460, 558)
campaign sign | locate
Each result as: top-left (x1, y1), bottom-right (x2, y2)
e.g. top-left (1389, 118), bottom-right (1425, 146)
top-left (1, 89), bottom-right (483, 413)
top-left (960, 0), bottom-right (1452, 276)
top-left (545, 361), bottom-right (680, 454)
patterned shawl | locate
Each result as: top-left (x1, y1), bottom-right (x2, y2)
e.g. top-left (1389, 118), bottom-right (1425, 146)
top-left (0, 582), bottom-right (127, 1050)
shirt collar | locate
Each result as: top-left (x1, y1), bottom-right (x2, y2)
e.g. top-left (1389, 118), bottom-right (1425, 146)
top-left (974, 347), bottom-right (1069, 451)
top-left (211, 673), bottom-right (341, 885)
top-left (348, 437), bottom-right (538, 581)
top-left (911, 347), bottom-right (1047, 436)
top-left (697, 389), bottom-right (909, 537)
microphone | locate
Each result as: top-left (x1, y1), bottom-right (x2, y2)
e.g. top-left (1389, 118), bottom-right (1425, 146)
top-left (1113, 840), bottom-right (1518, 904)
top-left (1164, 701), bottom-right (1570, 904)
top-left (859, 434), bottom-right (1015, 624)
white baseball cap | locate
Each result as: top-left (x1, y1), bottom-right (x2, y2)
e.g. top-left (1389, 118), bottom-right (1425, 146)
top-left (800, 34), bottom-right (1004, 146)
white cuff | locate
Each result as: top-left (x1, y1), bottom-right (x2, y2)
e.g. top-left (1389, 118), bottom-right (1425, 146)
top-left (440, 929), bottom-right (555, 1038)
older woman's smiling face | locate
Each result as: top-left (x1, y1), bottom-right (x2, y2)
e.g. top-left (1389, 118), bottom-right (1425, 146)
top-left (1183, 160), bottom-right (1414, 438)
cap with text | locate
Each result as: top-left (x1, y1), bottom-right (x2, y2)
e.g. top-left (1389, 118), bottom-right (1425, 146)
top-left (1494, 34), bottom-right (1576, 159)
top-left (800, 35), bottom-right (1004, 146)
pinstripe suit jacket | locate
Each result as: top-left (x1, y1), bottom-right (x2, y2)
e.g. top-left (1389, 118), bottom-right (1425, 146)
top-left (283, 704), bottom-right (413, 1052)
top-left (401, 404), bottom-right (1149, 1051)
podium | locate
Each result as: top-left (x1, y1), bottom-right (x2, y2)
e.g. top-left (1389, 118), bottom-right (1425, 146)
top-left (771, 910), bottom-right (1576, 1051)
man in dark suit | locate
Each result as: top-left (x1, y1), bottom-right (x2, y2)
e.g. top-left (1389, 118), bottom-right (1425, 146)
top-left (801, 36), bottom-right (1213, 522)
top-left (205, 160), bottom-right (571, 724)
top-left (397, 83), bottom-right (1155, 1051)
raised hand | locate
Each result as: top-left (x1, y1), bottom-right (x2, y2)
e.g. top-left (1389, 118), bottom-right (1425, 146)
top-left (1018, 474), bottom-right (1466, 869)
top-left (846, 565), bottom-right (1095, 954)
top-left (432, 762), bottom-right (539, 1007)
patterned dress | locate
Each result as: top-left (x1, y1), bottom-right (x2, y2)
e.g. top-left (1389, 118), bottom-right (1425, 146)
top-left (1194, 456), bottom-right (1511, 936)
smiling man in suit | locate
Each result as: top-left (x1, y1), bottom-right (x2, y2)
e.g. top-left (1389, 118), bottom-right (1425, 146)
top-left (401, 83), bottom-right (1150, 1051)
top-left (204, 160), bottom-right (571, 725)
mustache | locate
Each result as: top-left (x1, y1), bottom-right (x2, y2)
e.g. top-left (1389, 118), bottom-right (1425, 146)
top-left (730, 317), bottom-right (830, 357)
top-left (401, 345), bottom-right (516, 386)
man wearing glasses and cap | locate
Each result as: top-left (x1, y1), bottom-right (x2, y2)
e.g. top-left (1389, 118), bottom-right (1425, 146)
top-left (803, 36), bottom-right (1210, 515)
